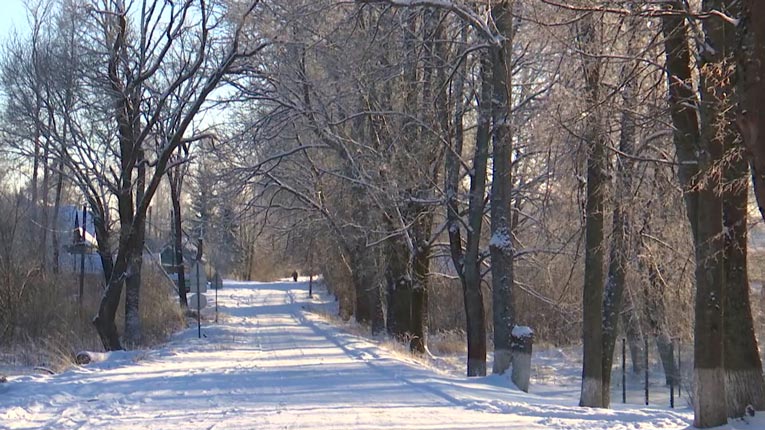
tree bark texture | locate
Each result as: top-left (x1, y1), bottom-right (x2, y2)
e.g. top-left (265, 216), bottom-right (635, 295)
top-left (733, 2), bottom-right (765, 416)
top-left (661, 2), bottom-right (701, 238)
top-left (386, 237), bottom-right (412, 339)
top-left (691, 150), bottom-right (726, 428)
top-left (738, 1), bottom-right (765, 223)
top-left (661, 3), bottom-right (725, 426)
top-left (578, 12), bottom-right (607, 409)
top-left (124, 147), bottom-right (146, 346)
top-left (601, 17), bottom-right (638, 405)
top-left (51, 158), bottom-right (64, 274)
top-left (90, 198), bottom-right (114, 288)
top-left (409, 210), bottom-right (432, 353)
top-left (723, 145), bottom-right (765, 416)
top-left (691, 1), bottom-right (731, 425)
top-left (489, 0), bottom-right (516, 376)
top-left (442, 25), bottom-right (486, 377)
top-left (353, 259), bottom-right (374, 326)
top-left (461, 49), bottom-right (492, 377)
top-left (170, 170), bottom-right (189, 310)
top-left (39, 138), bottom-right (50, 269)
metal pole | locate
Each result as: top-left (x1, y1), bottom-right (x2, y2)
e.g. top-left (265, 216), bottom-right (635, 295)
top-left (79, 205), bottom-right (87, 307)
top-left (196, 232), bottom-right (204, 338)
top-left (645, 337), bottom-right (649, 406)
top-left (670, 341), bottom-right (675, 408)
top-left (196, 261), bottom-right (201, 339)
top-left (215, 273), bottom-right (218, 323)
top-left (677, 341), bottom-right (682, 397)
top-left (622, 338), bottom-right (626, 404)
top-left (308, 241), bottom-right (314, 298)
top-left (73, 211), bottom-right (79, 273)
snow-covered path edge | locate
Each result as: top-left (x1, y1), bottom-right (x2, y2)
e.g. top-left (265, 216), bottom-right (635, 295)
top-left (0, 280), bottom-right (700, 429)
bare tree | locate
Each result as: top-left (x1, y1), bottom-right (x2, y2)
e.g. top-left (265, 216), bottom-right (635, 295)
top-left (166, 148), bottom-right (190, 310)
top-left (488, 0), bottom-right (516, 377)
top-left (576, 9), bottom-right (607, 408)
top-left (80, 0), bottom-right (264, 350)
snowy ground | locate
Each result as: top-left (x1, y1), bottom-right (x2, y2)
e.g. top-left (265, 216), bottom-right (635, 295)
top-left (0, 280), bottom-right (757, 429)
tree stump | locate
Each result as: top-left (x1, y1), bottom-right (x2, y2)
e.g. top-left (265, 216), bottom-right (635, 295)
top-left (76, 351), bottom-right (93, 365)
top-left (511, 325), bottom-right (534, 392)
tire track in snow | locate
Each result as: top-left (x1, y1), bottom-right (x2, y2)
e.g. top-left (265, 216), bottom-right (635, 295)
top-left (285, 286), bottom-right (467, 410)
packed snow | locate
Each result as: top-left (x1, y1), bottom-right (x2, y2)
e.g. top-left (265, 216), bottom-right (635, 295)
top-left (0, 280), bottom-right (758, 429)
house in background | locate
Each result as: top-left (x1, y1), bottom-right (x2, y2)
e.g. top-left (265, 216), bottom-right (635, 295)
top-left (56, 205), bottom-right (102, 275)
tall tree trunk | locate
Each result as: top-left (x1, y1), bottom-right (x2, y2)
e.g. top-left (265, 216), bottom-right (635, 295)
top-left (39, 137), bottom-right (50, 269)
top-left (30, 110), bottom-right (40, 255)
top-left (352, 249), bottom-right (374, 326)
top-left (738, 3), bottom-right (765, 222)
top-left (734, 0), bottom-right (765, 417)
top-left (410, 213), bottom-right (432, 353)
top-left (578, 11), bottom-right (607, 408)
top-left (90, 198), bottom-right (114, 287)
top-left (723, 149), bottom-right (765, 416)
top-left (94, 242), bottom-right (133, 351)
top-left (461, 49), bottom-right (492, 377)
top-left (386, 237), bottom-right (412, 338)
top-left (95, 216), bottom-right (131, 351)
top-left (95, 154), bottom-right (170, 350)
top-left (382, 18), bottom-right (411, 337)
top-left (661, 3), bottom-right (726, 426)
top-left (601, 45), bottom-right (637, 406)
top-left (382, 8), bottom-right (419, 343)
top-left (691, 1), bottom-right (733, 425)
top-left (124, 148), bottom-right (145, 346)
top-left (621, 291), bottom-right (645, 375)
top-left (489, 0), bottom-right (515, 376)
top-left (371, 277), bottom-right (386, 336)
top-left (169, 169), bottom-right (188, 309)
top-left (445, 26), bottom-right (486, 376)
top-left (407, 7), bottom-right (445, 355)
top-left (661, 3), bottom-right (700, 238)
top-left (51, 158), bottom-right (64, 274)
top-left (691, 132), bottom-right (726, 428)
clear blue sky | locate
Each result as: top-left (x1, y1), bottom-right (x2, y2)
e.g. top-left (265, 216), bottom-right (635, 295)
top-left (0, 0), bottom-right (29, 40)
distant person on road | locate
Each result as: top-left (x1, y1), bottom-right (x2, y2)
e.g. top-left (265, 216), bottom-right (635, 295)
top-left (292, 270), bottom-right (298, 282)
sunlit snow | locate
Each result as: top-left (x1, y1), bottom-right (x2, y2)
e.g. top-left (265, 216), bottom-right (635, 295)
top-left (0, 280), bottom-right (753, 429)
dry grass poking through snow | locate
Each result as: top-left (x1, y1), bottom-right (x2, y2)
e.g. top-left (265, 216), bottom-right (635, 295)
top-left (0, 264), bottom-right (184, 375)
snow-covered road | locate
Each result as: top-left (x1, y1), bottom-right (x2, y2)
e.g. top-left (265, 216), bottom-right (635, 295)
top-left (0, 280), bottom-right (698, 429)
